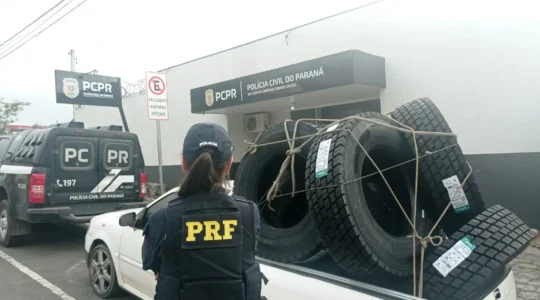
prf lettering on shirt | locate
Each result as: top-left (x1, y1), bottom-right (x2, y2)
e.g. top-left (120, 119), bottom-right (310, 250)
top-left (185, 220), bottom-right (238, 242)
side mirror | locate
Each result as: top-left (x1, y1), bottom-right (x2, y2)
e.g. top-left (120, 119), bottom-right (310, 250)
top-left (119, 212), bottom-right (136, 227)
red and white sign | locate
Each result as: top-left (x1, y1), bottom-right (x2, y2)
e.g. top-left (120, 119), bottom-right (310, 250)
top-left (146, 72), bottom-right (169, 120)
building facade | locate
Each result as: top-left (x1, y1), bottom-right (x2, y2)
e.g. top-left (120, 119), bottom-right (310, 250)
top-left (75, 0), bottom-right (540, 228)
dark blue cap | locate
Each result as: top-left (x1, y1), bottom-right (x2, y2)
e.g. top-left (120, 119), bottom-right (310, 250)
top-left (182, 123), bottom-right (233, 164)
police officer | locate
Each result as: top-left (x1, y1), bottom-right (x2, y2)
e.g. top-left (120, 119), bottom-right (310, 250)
top-left (142, 122), bottom-right (264, 300)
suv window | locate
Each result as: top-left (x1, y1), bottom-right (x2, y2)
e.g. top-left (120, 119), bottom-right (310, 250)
top-left (0, 138), bottom-right (12, 160)
top-left (147, 192), bottom-right (178, 216)
top-left (104, 142), bottom-right (133, 171)
top-left (60, 140), bottom-right (95, 171)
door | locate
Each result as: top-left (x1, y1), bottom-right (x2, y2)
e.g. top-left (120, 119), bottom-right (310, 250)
top-left (117, 227), bottom-right (156, 298)
top-left (53, 136), bottom-right (99, 203)
top-left (96, 138), bottom-right (136, 201)
top-left (118, 192), bottom-right (177, 298)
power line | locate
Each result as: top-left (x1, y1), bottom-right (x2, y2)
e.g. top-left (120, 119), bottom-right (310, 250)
top-left (0, 0), bottom-right (88, 62)
top-left (0, 0), bottom-right (68, 50)
top-left (0, 0), bottom-right (74, 55)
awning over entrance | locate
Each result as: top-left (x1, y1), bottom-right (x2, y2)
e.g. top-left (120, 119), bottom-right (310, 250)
top-left (190, 50), bottom-right (385, 114)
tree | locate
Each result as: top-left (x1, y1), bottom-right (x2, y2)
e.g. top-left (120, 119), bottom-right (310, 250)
top-left (0, 97), bottom-right (30, 134)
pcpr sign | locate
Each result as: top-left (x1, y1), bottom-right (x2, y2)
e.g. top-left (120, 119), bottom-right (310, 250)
top-left (54, 70), bottom-right (122, 107)
top-left (146, 72), bottom-right (169, 120)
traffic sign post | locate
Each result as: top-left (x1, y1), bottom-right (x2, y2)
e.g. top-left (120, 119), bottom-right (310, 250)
top-left (146, 72), bottom-right (169, 120)
top-left (146, 72), bottom-right (169, 195)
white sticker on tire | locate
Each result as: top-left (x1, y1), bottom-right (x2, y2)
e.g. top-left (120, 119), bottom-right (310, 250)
top-left (315, 139), bottom-right (332, 178)
top-left (326, 123), bottom-right (339, 132)
top-left (442, 175), bottom-right (470, 213)
top-left (433, 237), bottom-right (476, 277)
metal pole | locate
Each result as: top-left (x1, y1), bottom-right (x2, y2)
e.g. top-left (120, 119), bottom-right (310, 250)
top-left (156, 120), bottom-right (165, 194)
top-left (69, 49), bottom-right (77, 120)
top-left (118, 106), bottom-right (130, 132)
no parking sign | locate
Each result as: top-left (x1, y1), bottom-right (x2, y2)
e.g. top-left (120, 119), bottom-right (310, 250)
top-left (146, 71), bottom-right (168, 195)
top-left (146, 72), bottom-right (169, 120)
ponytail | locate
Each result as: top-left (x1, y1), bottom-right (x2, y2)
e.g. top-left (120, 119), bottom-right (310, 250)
top-left (178, 149), bottom-right (228, 198)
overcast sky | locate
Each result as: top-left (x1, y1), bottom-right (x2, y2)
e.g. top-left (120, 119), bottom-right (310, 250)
top-left (0, 0), bottom-right (370, 125)
top-left (2, 0), bottom-right (537, 126)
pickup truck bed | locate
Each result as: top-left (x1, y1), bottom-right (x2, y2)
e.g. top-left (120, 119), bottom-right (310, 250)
top-left (259, 257), bottom-right (516, 300)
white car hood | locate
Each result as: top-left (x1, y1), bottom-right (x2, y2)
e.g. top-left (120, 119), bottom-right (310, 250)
top-left (91, 207), bottom-right (144, 224)
top-left (89, 181), bottom-right (237, 225)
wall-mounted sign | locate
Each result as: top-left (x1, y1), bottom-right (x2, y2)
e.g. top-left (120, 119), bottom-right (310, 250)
top-left (146, 72), bottom-right (169, 120)
top-left (54, 70), bottom-right (123, 107)
top-left (190, 50), bottom-right (385, 113)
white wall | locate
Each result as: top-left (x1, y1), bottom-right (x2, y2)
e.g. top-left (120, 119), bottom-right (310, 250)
top-left (228, 110), bottom-right (290, 161)
top-left (199, 0), bottom-right (538, 155)
top-left (77, 0), bottom-right (540, 162)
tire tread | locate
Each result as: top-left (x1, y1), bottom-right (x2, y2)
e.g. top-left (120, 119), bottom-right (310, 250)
top-left (423, 205), bottom-right (535, 300)
top-left (305, 112), bottom-right (412, 276)
top-left (390, 98), bottom-right (485, 235)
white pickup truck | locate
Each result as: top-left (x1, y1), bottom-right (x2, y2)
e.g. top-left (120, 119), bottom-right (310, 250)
top-left (84, 185), bottom-right (518, 300)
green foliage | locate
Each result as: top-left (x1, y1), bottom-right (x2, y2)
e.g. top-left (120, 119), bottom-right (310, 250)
top-left (0, 97), bottom-right (30, 134)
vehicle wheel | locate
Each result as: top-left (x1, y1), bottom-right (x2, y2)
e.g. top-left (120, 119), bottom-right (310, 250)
top-left (305, 112), bottom-right (434, 276)
top-left (234, 121), bottom-right (325, 264)
top-left (0, 200), bottom-right (25, 247)
top-left (89, 244), bottom-right (121, 298)
top-left (423, 205), bottom-right (536, 300)
top-left (390, 97), bottom-right (485, 236)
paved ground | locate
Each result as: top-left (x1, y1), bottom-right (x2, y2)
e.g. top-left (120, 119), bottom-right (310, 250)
top-left (510, 240), bottom-right (540, 300)
top-left (0, 223), bottom-right (538, 300)
top-left (0, 224), bottom-right (135, 300)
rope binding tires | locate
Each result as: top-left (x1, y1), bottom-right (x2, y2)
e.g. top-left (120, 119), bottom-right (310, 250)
top-left (235, 98), bottom-right (534, 297)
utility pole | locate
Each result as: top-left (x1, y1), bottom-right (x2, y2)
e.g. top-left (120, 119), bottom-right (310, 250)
top-left (68, 49), bottom-right (77, 120)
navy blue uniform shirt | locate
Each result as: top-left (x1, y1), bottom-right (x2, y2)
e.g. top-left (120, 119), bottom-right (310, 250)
top-left (142, 194), bottom-right (261, 276)
top-left (141, 207), bottom-right (166, 275)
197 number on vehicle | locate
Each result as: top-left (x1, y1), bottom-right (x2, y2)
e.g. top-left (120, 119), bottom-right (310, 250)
top-left (57, 179), bottom-right (77, 187)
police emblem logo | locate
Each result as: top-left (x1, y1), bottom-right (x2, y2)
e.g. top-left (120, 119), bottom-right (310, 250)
top-left (205, 89), bottom-right (214, 107)
top-left (62, 78), bottom-right (80, 99)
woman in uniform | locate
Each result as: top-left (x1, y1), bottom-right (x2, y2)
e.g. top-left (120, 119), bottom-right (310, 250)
top-left (142, 122), bottom-right (263, 300)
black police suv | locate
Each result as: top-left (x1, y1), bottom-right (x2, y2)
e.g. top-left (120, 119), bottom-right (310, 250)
top-left (0, 121), bottom-right (147, 247)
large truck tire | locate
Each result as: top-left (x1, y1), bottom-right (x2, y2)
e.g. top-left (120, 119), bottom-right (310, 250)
top-left (305, 112), bottom-right (434, 276)
top-left (234, 121), bottom-right (325, 263)
top-left (390, 98), bottom-right (485, 236)
top-left (423, 205), bottom-right (535, 300)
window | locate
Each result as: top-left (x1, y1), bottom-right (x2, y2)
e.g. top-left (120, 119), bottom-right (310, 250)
top-left (146, 192), bottom-right (178, 216)
top-left (60, 141), bottom-right (95, 171)
top-left (104, 142), bottom-right (133, 170)
top-left (290, 99), bottom-right (381, 121)
top-left (321, 99), bottom-right (381, 119)
top-left (0, 138), bottom-right (12, 160)
top-left (290, 108), bottom-right (316, 121)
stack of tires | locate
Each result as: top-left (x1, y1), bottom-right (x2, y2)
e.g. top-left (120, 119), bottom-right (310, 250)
top-left (233, 98), bottom-right (535, 298)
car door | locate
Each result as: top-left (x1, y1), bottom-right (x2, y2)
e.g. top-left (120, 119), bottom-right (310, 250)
top-left (118, 192), bottom-right (177, 298)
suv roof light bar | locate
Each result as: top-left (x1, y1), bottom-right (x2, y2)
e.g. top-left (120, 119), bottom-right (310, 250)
top-left (49, 121), bottom-right (85, 129)
top-left (88, 125), bottom-right (123, 132)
